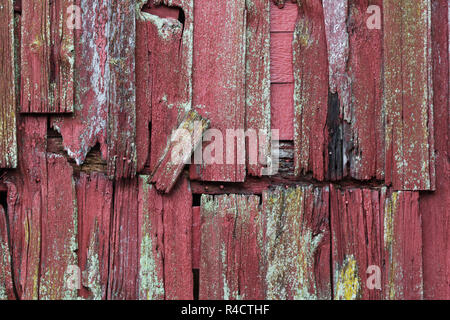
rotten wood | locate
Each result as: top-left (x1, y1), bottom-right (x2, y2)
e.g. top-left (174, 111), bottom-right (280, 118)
top-left (420, 0), bottom-right (450, 300)
top-left (263, 185), bottom-right (331, 300)
top-left (331, 186), bottom-right (423, 300)
top-left (151, 110), bottom-right (209, 194)
top-left (191, 0), bottom-right (247, 182)
top-left (0, 205), bottom-right (14, 300)
top-left (384, 0), bottom-right (435, 191)
top-left (293, 0), bottom-right (329, 181)
top-left (0, 0), bottom-right (17, 168)
top-left (21, 0), bottom-right (74, 113)
top-left (200, 194), bottom-right (264, 300)
top-left (76, 172), bottom-right (112, 300)
top-left (245, 0), bottom-right (272, 176)
top-left (106, 0), bottom-right (137, 179)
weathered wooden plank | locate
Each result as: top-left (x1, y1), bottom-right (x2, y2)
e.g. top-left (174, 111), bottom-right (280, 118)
top-left (0, 205), bottom-right (14, 300)
top-left (161, 176), bottom-right (193, 300)
top-left (5, 116), bottom-right (47, 300)
top-left (270, 32), bottom-right (294, 83)
top-left (76, 172), bottom-right (112, 300)
top-left (246, 0), bottom-right (271, 176)
top-left (421, 0), bottom-right (450, 300)
top-left (384, 0), bottom-right (435, 190)
top-left (151, 110), bottom-right (209, 193)
top-left (21, 0), bottom-right (74, 113)
top-left (263, 185), bottom-right (331, 300)
top-left (39, 154), bottom-right (78, 300)
top-left (270, 1), bottom-right (297, 32)
top-left (137, 0), bottom-right (194, 177)
top-left (0, 0), bottom-right (17, 168)
top-left (108, 178), bottom-right (139, 300)
top-left (200, 194), bottom-right (264, 300)
top-left (106, 0), bottom-right (136, 179)
top-left (191, 0), bottom-right (246, 182)
top-left (137, 176), bottom-right (165, 300)
top-left (52, 0), bottom-right (110, 166)
top-left (346, 0), bottom-right (384, 181)
top-left (293, 0), bottom-right (329, 181)
top-left (331, 186), bottom-right (423, 300)
top-left (271, 83), bottom-right (294, 140)
top-left (192, 206), bottom-right (201, 270)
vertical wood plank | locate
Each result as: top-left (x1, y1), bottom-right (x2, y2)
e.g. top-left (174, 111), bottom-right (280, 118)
top-left (384, 0), bottom-right (435, 190)
top-left (137, 176), bottom-right (165, 300)
top-left (293, 0), bottom-right (329, 181)
top-left (52, 0), bottom-right (110, 166)
top-left (107, 0), bottom-right (136, 178)
top-left (347, 0), bottom-right (384, 180)
top-left (200, 194), bottom-right (264, 300)
top-left (331, 186), bottom-right (423, 300)
top-left (421, 0), bottom-right (450, 300)
top-left (0, 205), bottom-right (14, 300)
top-left (246, 0), bottom-right (271, 176)
top-left (191, 0), bottom-right (247, 182)
top-left (39, 154), bottom-right (78, 300)
top-left (21, 0), bottom-right (74, 113)
top-left (5, 116), bottom-right (47, 300)
top-left (76, 172), bottom-right (112, 300)
top-left (0, 0), bottom-right (17, 168)
top-left (263, 185), bottom-right (331, 300)
top-left (108, 178), bottom-right (139, 300)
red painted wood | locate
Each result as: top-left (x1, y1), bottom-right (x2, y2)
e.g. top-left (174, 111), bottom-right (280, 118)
top-left (39, 154), bottom-right (78, 299)
top-left (191, 0), bottom-right (246, 182)
top-left (200, 194), bottom-right (264, 299)
top-left (293, 0), bottom-right (329, 181)
top-left (246, 0), bottom-right (271, 176)
top-left (0, 0), bottom-right (17, 168)
top-left (384, 0), bottom-right (435, 191)
top-left (51, 0), bottom-right (109, 166)
top-left (192, 206), bottom-right (200, 270)
top-left (346, 0), bottom-right (384, 181)
top-left (271, 83), bottom-right (294, 140)
top-left (0, 205), bottom-right (14, 300)
top-left (76, 172), bottom-right (112, 300)
top-left (270, 32), bottom-right (294, 83)
top-left (21, 0), bottom-right (74, 113)
top-left (106, 0), bottom-right (136, 179)
top-left (331, 186), bottom-right (423, 300)
top-left (421, 0), bottom-right (450, 300)
top-left (270, 1), bottom-right (298, 32)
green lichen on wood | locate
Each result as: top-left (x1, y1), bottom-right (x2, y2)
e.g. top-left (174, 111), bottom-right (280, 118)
top-left (334, 255), bottom-right (361, 300)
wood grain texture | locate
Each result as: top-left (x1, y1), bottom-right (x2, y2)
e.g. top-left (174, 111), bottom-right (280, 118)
top-left (270, 32), bottom-right (294, 83)
top-left (384, 0), bottom-right (435, 191)
top-left (76, 172), bottom-right (112, 300)
top-left (191, 0), bottom-right (246, 182)
top-left (246, 0), bottom-right (272, 176)
top-left (421, 0), bottom-right (450, 300)
top-left (331, 186), bottom-right (423, 300)
top-left (106, 0), bottom-right (136, 179)
top-left (21, 0), bottom-right (74, 113)
top-left (39, 154), bottom-right (78, 300)
top-left (151, 110), bottom-right (209, 193)
top-left (200, 194), bottom-right (264, 300)
top-left (52, 0), bottom-right (110, 167)
top-left (0, 0), bottom-right (17, 168)
top-left (5, 116), bottom-right (47, 300)
top-left (108, 178), bottom-right (139, 300)
top-left (263, 185), bottom-right (331, 300)
top-left (293, 0), bottom-right (329, 181)
top-left (0, 205), bottom-right (14, 300)
top-left (137, 0), bottom-right (194, 176)
top-left (346, 0), bottom-right (384, 181)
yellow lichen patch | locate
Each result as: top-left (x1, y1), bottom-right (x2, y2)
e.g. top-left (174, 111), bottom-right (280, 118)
top-left (334, 255), bottom-right (361, 300)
